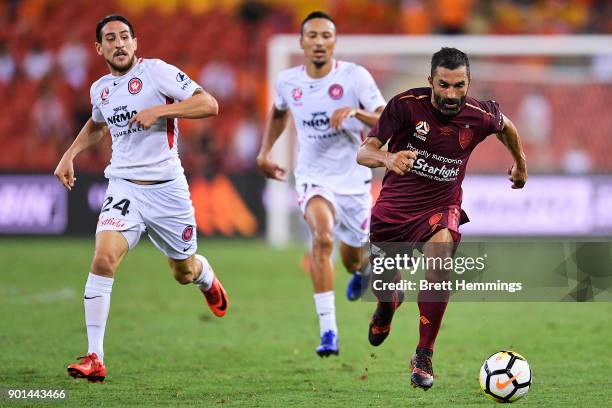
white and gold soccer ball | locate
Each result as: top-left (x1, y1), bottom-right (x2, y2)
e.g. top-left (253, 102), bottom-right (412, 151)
top-left (479, 350), bottom-right (532, 403)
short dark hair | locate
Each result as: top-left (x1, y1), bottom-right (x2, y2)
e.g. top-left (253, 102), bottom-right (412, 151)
top-left (431, 47), bottom-right (470, 78)
top-left (96, 14), bottom-right (135, 43)
top-left (300, 11), bottom-right (335, 35)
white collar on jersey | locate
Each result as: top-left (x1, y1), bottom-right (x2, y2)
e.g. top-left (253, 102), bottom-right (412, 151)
top-left (303, 59), bottom-right (339, 82)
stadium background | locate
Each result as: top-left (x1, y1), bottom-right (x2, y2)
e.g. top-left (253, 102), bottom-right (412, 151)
top-left (1, 0), bottom-right (612, 238)
top-left (1, 1), bottom-right (611, 406)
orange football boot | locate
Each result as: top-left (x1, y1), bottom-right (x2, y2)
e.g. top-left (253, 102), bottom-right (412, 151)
top-left (201, 275), bottom-right (229, 317)
top-left (67, 353), bottom-right (106, 383)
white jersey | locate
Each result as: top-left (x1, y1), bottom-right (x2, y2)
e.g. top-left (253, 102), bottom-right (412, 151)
top-left (275, 60), bottom-right (385, 194)
top-left (90, 58), bottom-right (201, 181)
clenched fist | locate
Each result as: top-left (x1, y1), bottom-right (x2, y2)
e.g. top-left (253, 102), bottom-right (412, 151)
top-left (384, 150), bottom-right (418, 176)
top-left (508, 163), bottom-right (527, 189)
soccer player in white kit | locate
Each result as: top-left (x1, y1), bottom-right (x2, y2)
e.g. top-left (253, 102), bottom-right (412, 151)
top-left (257, 11), bottom-right (386, 356)
top-left (53, 15), bottom-right (229, 382)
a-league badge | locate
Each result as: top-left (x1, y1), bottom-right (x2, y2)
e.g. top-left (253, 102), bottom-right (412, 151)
top-left (128, 77), bottom-right (143, 94)
top-left (291, 87), bottom-right (303, 101)
top-left (328, 84), bottom-right (343, 100)
top-left (100, 87), bottom-right (109, 100)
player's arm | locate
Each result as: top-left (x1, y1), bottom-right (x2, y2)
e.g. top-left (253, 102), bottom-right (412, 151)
top-left (496, 114), bottom-right (527, 189)
top-left (128, 88), bottom-right (218, 129)
top-left (53, 118), bottom-right (107, 191)
top-left (357, 137), bottom-right (417, 176)
top-left (330, 105), bottom-right (384, 130)
top-left (256, 106), bottom-right (290, 181)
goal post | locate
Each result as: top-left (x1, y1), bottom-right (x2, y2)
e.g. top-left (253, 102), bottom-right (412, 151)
top-left (266, 34), bottom-right (612, 247)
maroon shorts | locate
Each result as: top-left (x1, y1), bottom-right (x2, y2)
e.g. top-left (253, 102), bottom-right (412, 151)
top-left (370, 205), bottom-right (469, 247)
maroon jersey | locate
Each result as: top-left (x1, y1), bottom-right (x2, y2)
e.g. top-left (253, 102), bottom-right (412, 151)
top-left (369, 87), bottom-right (504, 223)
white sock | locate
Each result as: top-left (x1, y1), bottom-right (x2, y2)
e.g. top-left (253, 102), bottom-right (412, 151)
top-left (314, 291), bottom-right (337, 336)
top-left (193, 254), bottom-right (214, 291)
top-left (84, 273), bottom-right (114, 363)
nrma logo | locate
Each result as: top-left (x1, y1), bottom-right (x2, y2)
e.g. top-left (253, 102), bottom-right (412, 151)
top-left (302, 111), bottom-right (330, 131)
top-left (107, 105), bottom-right (137, 128)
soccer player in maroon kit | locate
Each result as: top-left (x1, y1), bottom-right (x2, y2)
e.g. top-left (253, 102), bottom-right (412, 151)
top-left (357, 48), bottom-right (527, 390)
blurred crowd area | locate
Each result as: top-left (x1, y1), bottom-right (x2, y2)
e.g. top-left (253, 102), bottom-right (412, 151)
top-left (0, 0), bottom-right (611, 176)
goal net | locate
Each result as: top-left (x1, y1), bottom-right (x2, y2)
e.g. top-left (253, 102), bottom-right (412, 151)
top-left (266, 35), bottom-right (612, 246)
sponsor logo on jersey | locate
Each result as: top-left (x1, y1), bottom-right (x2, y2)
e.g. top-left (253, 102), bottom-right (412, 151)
top-left (328, 83), bottom-right (343, 100)
top-left (411, 158), bottom-right (460, 181)
top-left (176, 72), bottom-right (188, 82)
top-left (291, 87), bottom-right (303, 101)
top-left (302, 111), bottom-right (330, 131)
top-left (181, 80), bottom-right (193, 90)
top-left (459, 126), bottom-right (473, 149)
top-left (107, 105), bottom-right (137, 128)
top-left (414, 121), bottom-right (430, 141)
top-left (128, 77), bottom-right (143, 94)
top-left (182, 225), bottom-right (194, 241)
top-left (97, 216), bottom-right (126, 229)
top-left (100, 87), bottom-right (110, 101)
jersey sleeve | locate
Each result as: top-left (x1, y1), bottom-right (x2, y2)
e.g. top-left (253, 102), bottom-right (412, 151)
top-left (150, 60), bottom-right (202, 102)
top-left (480, 100), bottom-right (504, 138)
top-left (354, 65), bottom-right (385, 112)
top-left (273, 76), bottom-right (289, 111)
top-left (368, 95), bottom-right (407, 144)
top-left (89, 84), bottom-right (105, 124)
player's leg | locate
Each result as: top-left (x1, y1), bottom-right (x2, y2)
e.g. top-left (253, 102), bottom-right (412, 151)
top-left (67, 230), bottom-right (130, 383)
top-left (334, 192), bottom-right (373, 301)
top-left (168, 254), bottom-right (228, 317)
top-left (339, 242), bottom-right (371, 300)
top-left (367, 215), bottom-right (407, 346)
top-left (411, 227), bottom-right (455, 390)
top-left (141, 176), bottom-right (229, 317)
top-left (367, 244), bottom-right (405, 346)
top-left (68, 179), bottom-right (145, 382)
top-left (304, 196), bottom-right (339, 357)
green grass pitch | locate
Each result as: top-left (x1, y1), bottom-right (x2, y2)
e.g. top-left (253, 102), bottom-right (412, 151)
top-left (1, 238), bottom-right (611, 407)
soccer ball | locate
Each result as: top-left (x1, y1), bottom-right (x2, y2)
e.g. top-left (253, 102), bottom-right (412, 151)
top-left (479, 350), bottom-right (532, 403)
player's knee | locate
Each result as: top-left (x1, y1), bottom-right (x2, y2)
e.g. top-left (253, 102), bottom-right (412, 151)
top-left (312, 230), bottom-right (334, 255)
top-left (342, 257), bottom-right (362, 273)
top-left (91, 252), bottom-right (120, 277)
top-left (173, 272), bottom-right (193, 285)
top-left (172, 267), bottom-right (193, 285)
top-left (170, 262), bottom-right (197, 285)
top-left (426, 267), bottom-right (451, 283)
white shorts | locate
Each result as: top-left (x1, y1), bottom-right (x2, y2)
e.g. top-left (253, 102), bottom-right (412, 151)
top-left (96, 175), bottom-right (197, 260)
top-left (296, 182), bottom-right (371, 248)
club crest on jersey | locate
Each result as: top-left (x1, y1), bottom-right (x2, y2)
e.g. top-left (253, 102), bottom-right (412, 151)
top-left (182, 225), bottom-right (194, 242)
top-left (328, 84), bottom-right (343, 100)
top-left (459, 127), bottom-right (473, 149)
top-left (414, 121), bottom-right (430, 141)
top-left (291, 87), bottom-right (303, 101)
top-left (100, 87), bottom-right (110, 101)
top-left (128, 77), bottom-right (143, 94)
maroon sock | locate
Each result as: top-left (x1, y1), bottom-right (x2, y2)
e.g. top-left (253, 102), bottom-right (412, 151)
top-left (417, 288), bottom-right (449, 352)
